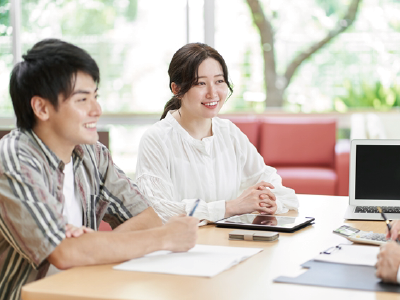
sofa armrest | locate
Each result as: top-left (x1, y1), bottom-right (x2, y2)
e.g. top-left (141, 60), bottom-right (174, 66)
top-left (335, 139), bottom-right (350, 196)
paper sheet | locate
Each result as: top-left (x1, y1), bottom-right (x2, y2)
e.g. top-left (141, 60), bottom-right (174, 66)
top-left (113, 244), bottom-right (263, 277)
top-left (314, 244), bottom-right (379, 267)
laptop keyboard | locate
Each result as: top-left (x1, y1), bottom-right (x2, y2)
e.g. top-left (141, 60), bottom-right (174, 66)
top-left (355, 206), bottom-right (400, 213)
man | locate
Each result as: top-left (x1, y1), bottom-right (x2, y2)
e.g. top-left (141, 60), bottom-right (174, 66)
top-left (0, 39), bottom-right (198, 300)
top-left (376, 220), bottom-right (400, 283)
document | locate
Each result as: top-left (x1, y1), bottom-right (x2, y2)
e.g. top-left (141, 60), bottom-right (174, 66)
top-left (314, 244), bottom-right (379, 267)
top-left (113, 244), bottom-right (263, 277)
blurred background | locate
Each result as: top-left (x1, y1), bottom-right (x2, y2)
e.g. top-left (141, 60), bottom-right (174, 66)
top-left (1, 0), bottom-right (400, 178)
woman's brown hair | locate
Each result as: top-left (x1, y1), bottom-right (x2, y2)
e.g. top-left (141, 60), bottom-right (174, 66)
top-left (161, 43), bottom-right (233, 120)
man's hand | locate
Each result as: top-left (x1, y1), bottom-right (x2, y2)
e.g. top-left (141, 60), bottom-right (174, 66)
top-left (162, 215), bottom-right (198, 252)
top-left (375, 241), bottom-right (400, 283)
top-left (387, 220), bottom-right (400, 241)
top-left (225, 181), bottom-right (276, 217)
top-left (65, 224), bottom-right (94, 238)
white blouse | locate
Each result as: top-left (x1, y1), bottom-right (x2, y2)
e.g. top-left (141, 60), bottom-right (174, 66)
top-left (136, 112), bottom-right (299, 223)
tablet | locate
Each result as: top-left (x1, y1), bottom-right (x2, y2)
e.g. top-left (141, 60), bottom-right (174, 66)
top-left (215, 214), bottom-right (315, 232)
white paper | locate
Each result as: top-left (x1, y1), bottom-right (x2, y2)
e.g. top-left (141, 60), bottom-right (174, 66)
top-left (314, 244), bottom-right (379, 267)
top-left (113, 244), bottom-right (263, 277)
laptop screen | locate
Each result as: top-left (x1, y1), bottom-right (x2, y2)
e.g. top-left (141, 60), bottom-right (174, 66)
top-left (356, 145), bottom-right (400, 200)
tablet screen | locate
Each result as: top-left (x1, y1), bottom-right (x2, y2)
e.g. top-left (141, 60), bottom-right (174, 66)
top-left (218, 214), bottom-right (312, 229)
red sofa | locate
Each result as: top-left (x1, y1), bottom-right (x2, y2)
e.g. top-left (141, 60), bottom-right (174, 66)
top-left (226, 116), bottom-right (350, 196)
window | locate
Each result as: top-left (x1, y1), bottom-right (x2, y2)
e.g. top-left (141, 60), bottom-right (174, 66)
top-left (20, 0), bottom-right (187, 113)
top-left (0, 0), bottom-right (12, 116)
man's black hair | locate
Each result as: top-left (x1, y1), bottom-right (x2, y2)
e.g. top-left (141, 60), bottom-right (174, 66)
top-left (9, 38), bottom-right (100, 130)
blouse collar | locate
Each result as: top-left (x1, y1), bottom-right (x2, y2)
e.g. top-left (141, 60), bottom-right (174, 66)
top-left (165, 111), bottom-right (215, 150)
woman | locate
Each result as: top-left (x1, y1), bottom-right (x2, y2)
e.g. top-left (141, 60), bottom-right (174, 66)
top-left (136, 43), bottom-right (298, 223)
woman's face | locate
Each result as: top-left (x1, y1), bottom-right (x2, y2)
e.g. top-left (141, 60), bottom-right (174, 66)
top-left (179, 58), bottom-right (228, 120)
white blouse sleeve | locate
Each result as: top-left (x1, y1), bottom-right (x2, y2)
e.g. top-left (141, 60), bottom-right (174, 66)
top-left (231, 122), bottom-right (299, 214)
top-left (136, 128), bottom-right (225, 223)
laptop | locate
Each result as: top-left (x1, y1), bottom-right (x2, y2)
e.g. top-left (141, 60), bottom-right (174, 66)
top-left (344, 139), bottom-right (400, 220)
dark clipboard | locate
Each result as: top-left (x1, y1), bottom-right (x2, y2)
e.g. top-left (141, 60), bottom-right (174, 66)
top-left (215, 214), bottom-right (315, 233)
top-left (274, 260), bottom-right (400, 293)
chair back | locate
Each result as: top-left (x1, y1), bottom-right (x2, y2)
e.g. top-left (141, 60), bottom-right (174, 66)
top-left (259, 118), bottom-right (336, 168)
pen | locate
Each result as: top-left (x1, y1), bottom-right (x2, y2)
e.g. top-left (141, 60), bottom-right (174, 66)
top-left (377, 206), bottom-right (392, 232)
top-left (189, 199), bottom-right (200, 216)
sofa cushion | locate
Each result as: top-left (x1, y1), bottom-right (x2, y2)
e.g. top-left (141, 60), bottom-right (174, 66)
top-left (276, 166), bottom-right (337, 195)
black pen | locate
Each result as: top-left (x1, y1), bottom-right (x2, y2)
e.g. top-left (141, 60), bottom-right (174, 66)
top-left (189, 199), bottom-right (200, 216)
top-left (377, 206), bottom-right (392, 232)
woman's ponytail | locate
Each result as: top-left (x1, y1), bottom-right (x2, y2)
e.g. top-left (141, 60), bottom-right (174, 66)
top-left (160, 96), bottom-right (181, 120)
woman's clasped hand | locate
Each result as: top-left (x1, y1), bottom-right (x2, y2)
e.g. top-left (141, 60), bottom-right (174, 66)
top-left (225, 181), bottom-right (277, 218)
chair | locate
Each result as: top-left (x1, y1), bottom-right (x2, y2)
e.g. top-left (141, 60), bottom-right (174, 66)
top-left (258, 117), bottom-right (349, 196)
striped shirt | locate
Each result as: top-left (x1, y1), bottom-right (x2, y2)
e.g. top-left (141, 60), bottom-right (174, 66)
top-left (0, 129), bottom-right (149, 300)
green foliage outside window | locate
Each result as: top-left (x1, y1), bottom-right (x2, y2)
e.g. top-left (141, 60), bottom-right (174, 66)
top-left (21, 0), bottom-right (137, 36)
top-left (335, 80), bottom-right (400, 112)
top-left (0, 0), bottom-right (9, 36)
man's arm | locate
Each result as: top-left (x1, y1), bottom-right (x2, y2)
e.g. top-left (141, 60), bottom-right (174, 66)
top-left (48, 215), bottom-right (198, 270)
top-left (91, 143), bottom-right (154, 229)
top-left (66, 208), bottom-right (161, 237)
top-left (113, 207), bottom-right (162, 232)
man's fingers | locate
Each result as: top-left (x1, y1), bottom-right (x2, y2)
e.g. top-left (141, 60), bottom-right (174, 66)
top-left (71, 228), bottom-right (83, 237)
top-left (83, 227), bottom-right (94, 233)
top-left (65, 224), bottom-right (94, 238)
top-left (65, 224), bottom-right (77, 238)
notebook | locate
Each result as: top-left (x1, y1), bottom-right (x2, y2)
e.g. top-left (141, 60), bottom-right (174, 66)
top-left (113, 244), bottom-right (263, 277)
top-left (344, 139), bottom-right (400, 220)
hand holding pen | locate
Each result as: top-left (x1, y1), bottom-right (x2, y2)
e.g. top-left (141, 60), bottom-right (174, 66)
top-left (189, 199), bottom-right (200, 217)
top-left (162, 200), bottom-right (200, 252)
top-left (378, 207), bottom-right (400, 241)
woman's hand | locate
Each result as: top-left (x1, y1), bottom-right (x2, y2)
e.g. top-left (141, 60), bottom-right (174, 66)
top-left (225, 181), bottom-right (277, 217)
top-left (257, 184), bottom-right (277, 215)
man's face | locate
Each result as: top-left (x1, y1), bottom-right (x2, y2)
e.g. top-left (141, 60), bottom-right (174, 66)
top-left (47, 71), bottom-right (102, 148)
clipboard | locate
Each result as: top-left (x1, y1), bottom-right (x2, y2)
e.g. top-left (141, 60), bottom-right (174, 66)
top-left (274, 259), bottom-right (400, 293)
top-left (314, 244), bottom-right (379, 267)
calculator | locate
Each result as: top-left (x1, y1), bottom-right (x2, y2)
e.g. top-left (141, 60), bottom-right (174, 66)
top-left (333, 225), bottom-right (388, 246)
